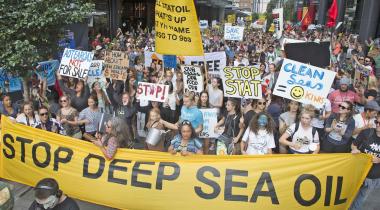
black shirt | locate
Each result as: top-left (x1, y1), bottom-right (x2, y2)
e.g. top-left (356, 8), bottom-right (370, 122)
top-left (353, 128), bottom-right (380, 179)
top-left (29, 196), bottom-right (79, 210)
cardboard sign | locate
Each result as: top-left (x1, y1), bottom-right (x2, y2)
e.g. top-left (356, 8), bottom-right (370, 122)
top-left (58, 48), bottom-right (94, 79)
top-left (199, 108), bottom-right (218, 138)
top-left (273, 59), bottom-right (336, 108)
top-left (181, 65), bottom-right (203, 93)
top-left (221, 66), bottom-right (262, 99)
top-left (103, 51), bottom-right (129, 81)
top-left (272, 8), bottom-right (283, 39)
top-left (184, 51), bottom-right (226, 78)
top-left (155, 0), bottom-right (204, 56)
top-left (354, 67), bottom-right (370, 88)
top-left (224, 26), bottom-right (244, 41)
top-left (136, 82), bottom-right (169, 102)
top-left (36, 60), bottom-right (60, 86)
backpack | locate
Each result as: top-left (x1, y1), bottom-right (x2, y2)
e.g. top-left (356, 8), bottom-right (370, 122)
top-left (287, 122), bottom-right (318, 143)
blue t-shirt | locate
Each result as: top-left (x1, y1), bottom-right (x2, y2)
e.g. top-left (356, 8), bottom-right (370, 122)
top-left (180, 106), bottom-right (203, 129)
top-left (170, 135), bottom-right (202, 154)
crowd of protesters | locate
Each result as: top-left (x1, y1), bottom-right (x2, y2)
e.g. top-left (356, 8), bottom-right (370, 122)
top-left (1, 22), bottom-right (380, 209)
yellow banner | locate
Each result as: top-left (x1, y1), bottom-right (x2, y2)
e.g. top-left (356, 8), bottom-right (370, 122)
top-left (0, 117), bottom-right (372, 210)
top-left (155, 0), bottom-right (203, 56)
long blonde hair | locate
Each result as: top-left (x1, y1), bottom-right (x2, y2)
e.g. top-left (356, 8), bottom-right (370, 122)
top-left (368, 76), bottom-right (378, 90)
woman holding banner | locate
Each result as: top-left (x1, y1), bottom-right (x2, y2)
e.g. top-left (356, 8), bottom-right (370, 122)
top-left (77, 95), bottom-right (102, 141)
top-left (241, 112), bottom-right (276, 155)
top-left (168, 120), bottom-right (203, 156)
top-left (56, 95), bottom-right (82, 139)
top-left (278, 101), bottom-right (301, 153)
top-left (92, 117), bottom-right (132, 160)
top-left (279, 109), bottom-right (320, 154)
top-left (324, 101), bottom-right (355, 153)
top-left (16, 101), bottom-right (40, 127)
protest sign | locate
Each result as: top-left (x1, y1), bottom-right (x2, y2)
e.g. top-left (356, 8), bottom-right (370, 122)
top-left (136, 82), bottom-right (169, 103)
top-left (155, 0), bottom-right (204, 56)
top-left (199, 20), bottom-right (208, 29)
top-left (199, 108), bottom-right (218, 138)
top-left (280, 38), bottom-right (305, 50)
top-left (103, 51), bottom-right (129, 81)
top-left (212, 20), bottom-right (217, 28)
top-left (224, 25), bottom-right (244, 41)
top-left (284, 42), bottom-right (331, 68)
top-left (163, 55), bottom-right (177, 68)
top-left (0, 68), bottom-right (22, 92)
top-left (0, 116), bottom-right (371, 210)
top-left (36, 60), bottom-right (60, 86)
top-left (221, 66), bottom-right (262, 99)
top-left (272, 8), bottom-right (283, 39)
top-left (184, 51), bottom-right (226, 78)
top-left (181, 65), bottom-right (204, 93)
top-left (273, 59), bottom-right (336, 108)
top-left (354, 67), bottom-right (370, 88)
top-left (227, 14), bottom-right (236, 23)
top-left (58, 48), bottom-right (94, 79)
top-left (144, 51), bottom-right (164, 68)
top-left (87, 60), bottom-right (106, 88)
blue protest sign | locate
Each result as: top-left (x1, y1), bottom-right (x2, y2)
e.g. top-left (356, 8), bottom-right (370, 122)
top-left (0, 68), bottom-right (22, 92)
top-left (163, 55), bottom-right (177, 69)
top-left (36, 60), bottom-right (59, 86)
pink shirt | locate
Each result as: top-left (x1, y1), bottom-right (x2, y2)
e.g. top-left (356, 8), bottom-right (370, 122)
top-left (328, 90), bottom-right (360, 113)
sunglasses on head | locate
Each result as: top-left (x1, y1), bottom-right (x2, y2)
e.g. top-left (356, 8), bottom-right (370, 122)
top-left (181, 120), bottom-right (191, 126)
top-left (39, 112), bottom-right (48, 116)
top-left (339, 104), bottom-right (349, 110)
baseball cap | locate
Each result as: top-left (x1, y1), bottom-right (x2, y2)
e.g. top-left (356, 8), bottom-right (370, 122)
top-left (365, 100), bottom-right (380, 111)
top-left (339, 77), bottom-right (351, 85)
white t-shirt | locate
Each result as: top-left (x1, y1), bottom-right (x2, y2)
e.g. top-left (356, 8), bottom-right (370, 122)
top-left (286, 123), bottom-right (319, 153)
top-left (163, 93), bottom-right (177, 111)
top-left (353, 113), bottom-right (376, 139)
top-left (16, 113), bottom-right (40, 127)
top-left (242, 129), bottom-right (275, 155)
top-left (208, 85), bottom-right (223, 108)
top-left (234, 58), bottom-right (249, 67)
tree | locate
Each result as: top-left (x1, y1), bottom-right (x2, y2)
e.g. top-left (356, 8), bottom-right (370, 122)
top-left (0, 0), bottom-right (94, 99)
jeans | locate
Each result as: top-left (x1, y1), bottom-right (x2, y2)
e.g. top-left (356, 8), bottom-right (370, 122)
top-left (350, 178), bottom-right (380, 210)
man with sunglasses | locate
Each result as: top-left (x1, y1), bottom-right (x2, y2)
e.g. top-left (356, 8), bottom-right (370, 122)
top-left (350, 115), bottom-right (380, 209)
top-left (34, 106), bottom-right (65, 135)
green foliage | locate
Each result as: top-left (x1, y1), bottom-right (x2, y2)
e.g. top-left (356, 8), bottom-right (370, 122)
top-left (251, 12), bottom-right (259, 21)
top-left (0, 0), bottom-right (94, 76)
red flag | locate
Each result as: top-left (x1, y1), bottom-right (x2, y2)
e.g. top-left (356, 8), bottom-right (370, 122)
top-left (326, 0), bottom-right (338, 28)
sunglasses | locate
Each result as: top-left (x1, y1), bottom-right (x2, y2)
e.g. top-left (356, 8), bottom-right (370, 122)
top-left (258, 102), bottom-right (266, 105)
top-left (365, 60), bottom-right (370, 62)
top-left (375, 120), bottom-right (380, 125)
top-left (339, 104), bottom-right (349, 110)
top-left (181, 120), bottom-right (191, 126)
top-left (39, 112), bottom-right (49, 116)
top-left (60, 100), bottom-right (67, 103)
top-left (359, 58), bottom-right (364, 60)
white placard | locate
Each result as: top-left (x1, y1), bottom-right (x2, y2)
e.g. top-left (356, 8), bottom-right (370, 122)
top-left (136, 82), bottom-right (169, 103)
top-left (199, 108), bottom-right (218, 138)
top-left (224, 25), bottom-right (244, 41)
top-left (181, 65), bottom-right (204, 93)
top-left (221, 66), bottom-right (262, 99)
top-left (273, 58), bottom-right (336, 108)
top-left (199, 20), bottom-right (208, 29)
top-left (58, 48), bottom-right (94, 79)
top-left (87, 60), bottom-right (105, 86)
top-left (184, 51), bottom-right (226, 78)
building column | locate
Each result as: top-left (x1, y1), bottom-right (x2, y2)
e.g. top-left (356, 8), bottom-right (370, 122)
top-left (218, 7), bottom-right (225, 22)
top-left (359, 0), bottom-right (380, 42)
top-left (146, 2), bottom-right (153, 30)
top-left (336, 0), bottom-right (346, 24)
top-left (317, 0), bottom-right (329, 25)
